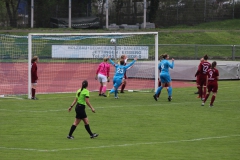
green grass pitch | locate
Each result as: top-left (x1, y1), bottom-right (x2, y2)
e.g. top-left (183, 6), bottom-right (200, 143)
top-left (0, 81), bottom-right (239, 160)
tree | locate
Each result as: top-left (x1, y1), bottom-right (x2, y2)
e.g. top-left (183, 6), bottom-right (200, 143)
top-left (148, 0), bottom-right (160, 23)
top-left (4, 0), bottom-right (20, 27)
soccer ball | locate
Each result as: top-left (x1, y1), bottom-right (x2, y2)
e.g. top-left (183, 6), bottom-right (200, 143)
top-left (110, 38), bottom-right (116, 44)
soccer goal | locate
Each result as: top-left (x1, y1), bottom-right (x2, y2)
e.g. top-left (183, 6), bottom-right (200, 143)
top-left (0, 32), bottom-right (159, 99)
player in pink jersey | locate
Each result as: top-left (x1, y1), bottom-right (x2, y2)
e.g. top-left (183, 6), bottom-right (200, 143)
top-left (201, 61), bottom-right (219, 107)
top-left (95, 57), bottom-right (110, 97)
top-left (197, 54), bottom-right (211, 100)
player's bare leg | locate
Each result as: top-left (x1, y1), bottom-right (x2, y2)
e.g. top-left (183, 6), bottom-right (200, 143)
top-left (31, 83), bottom-right (37, 100)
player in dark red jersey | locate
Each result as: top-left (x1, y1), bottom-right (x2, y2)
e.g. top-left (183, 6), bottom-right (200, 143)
top-left (195, 57), bottom-right (204, 97)
top-left (201, 61), bottom-right (219, 107)
top-left (31, 56), bottom-right (39, 100)
top-left (197, 55), bottom-right (211, 100)
top-left (120, 55), bottom-right (133, 93)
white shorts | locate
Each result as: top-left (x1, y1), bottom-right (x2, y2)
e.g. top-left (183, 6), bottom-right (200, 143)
top-left (32, 82), bottom-right (37, 86)
top-left (98, 74), bottom-right (107, 83)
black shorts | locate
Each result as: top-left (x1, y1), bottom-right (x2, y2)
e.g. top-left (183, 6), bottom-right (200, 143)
top-left (75, 103), bottom-right (87, 119)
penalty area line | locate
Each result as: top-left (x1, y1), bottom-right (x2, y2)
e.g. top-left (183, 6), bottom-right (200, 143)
top-left (0, 135), bottom-right (239, 152)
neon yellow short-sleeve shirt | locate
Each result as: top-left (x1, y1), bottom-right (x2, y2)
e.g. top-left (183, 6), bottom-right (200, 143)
top-left (75, 88), bottom-right (89, 105)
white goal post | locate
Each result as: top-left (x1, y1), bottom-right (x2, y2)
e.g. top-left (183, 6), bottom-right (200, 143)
top-left (28, 32), bottom-right (159, 99)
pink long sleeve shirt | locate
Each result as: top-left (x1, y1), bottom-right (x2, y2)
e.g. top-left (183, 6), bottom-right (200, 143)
top-left (96, 62), bottom-right (110, 77)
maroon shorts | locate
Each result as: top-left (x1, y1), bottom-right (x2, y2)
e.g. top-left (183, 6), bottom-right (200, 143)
top-left (198, 75), bottom-right (207, 86)
top-left (31, 78), bottom-right (38, 83)
top-left (207, 82), bottom-right (218, 92)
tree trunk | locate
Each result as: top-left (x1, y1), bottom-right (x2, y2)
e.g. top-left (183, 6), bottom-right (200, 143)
top-left (148, 0), bottom-right (160, 23)
top-left (5, 0), bottom-right (19, 27)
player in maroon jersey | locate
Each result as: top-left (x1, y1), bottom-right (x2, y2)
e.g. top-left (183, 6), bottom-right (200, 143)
top-left (197, 55), bottom-right (211, 100)
top-left (31, 56), bottom-right (39, 100)
top-left (195, 57), bottom-right (204, 97)
top-left (120, 55), bottom-right (133, 93)
top-left (201, 61), bottom-right (219, 107)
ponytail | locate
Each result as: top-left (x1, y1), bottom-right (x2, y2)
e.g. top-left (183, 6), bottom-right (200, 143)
top-left (162, 54), bottom-right (168, 59)
top-left (211, 61), bottom-right (217, 69)
top-left (77, 80), bottom-right (88, 97)
top-left (203, 54), bottom-right (208, 60)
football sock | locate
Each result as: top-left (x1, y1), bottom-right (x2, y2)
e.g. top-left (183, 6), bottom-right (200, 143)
top-left (32, 88), bottom-right (35, 98)
top-left (115, 90), bottom-right (118, 97)
top-left (210, 95), bottom-right (216, 105)
top-left (197, 86), bottom-right (201, 96)
top-left (157, 91), bottom-right (161, 98)
top-left (156, 86), bottom-right (163, 95)
top-left (69, 125), bottom-right (76, 136)
top-left (121, 83), bottom-right (126, 92)
top-left (203, 87), bottom-right (206, 98)
top-left (168, 86), bottom-right (172, 97)
top-left (204, 94), bottom-right (209, 103)
top-left (102, 86), bottom-right (106, 94)
top-left (199, 87), bottom-right (203, 99)
top-left (85, 124), bottom-right (93, 136)
top-left (110, 89), bottom-right (115, 94)
top-left (99, 86), bottom-right (103, 94)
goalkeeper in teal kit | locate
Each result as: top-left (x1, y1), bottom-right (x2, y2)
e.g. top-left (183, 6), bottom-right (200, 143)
top-left (153, 54), bottom-right (174, 102)
top-left (108, 56), bottom-right (137, 98)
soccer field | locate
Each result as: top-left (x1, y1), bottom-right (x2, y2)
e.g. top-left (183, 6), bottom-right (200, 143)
top-left (0, 81), bottom-right (239, 160)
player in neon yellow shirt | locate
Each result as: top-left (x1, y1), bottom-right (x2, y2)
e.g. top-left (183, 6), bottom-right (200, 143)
top-left (67, 80), bottom-right (98, 139)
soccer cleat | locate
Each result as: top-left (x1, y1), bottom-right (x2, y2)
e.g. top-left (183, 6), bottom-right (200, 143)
top-left (120, 91), bottom-right (124, 93)
top-left (67, 135), bottom-right (74, 139)
top-left (168, 96), bottom-right (172, 102)
top-left (194, 92), bottom-right (199, 94)
top-left (201, 102), bottom-right (204, 106)
top-left (99, 94), bottom-right (102, 96)
top-left (90, 133), bottom-right (98, 139)
top-left (209, 104), bottom-right (213, 107)
top-left (153, 94), bottom-right (158, 101)
top-left (31, 97), bottom-right (38, 100)
top-left (114, 96), bottom-right (119, 99)
top-left (101, 93), bottom-right (107, 97)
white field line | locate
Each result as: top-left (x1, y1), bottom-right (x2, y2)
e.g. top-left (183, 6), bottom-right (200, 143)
top-left (0, 99), bottom-right (239, 113)
top-left (0, 135), bottom-right (239, 152)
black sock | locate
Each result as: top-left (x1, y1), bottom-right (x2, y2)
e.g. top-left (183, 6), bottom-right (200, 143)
top-left (68, 125), bottom-right (76, 136)
top-left (85, 124), bottom-right (93, 136)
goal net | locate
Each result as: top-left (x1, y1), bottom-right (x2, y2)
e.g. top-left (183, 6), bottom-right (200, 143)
top-left (0, 33), bottom-right (159, 99)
